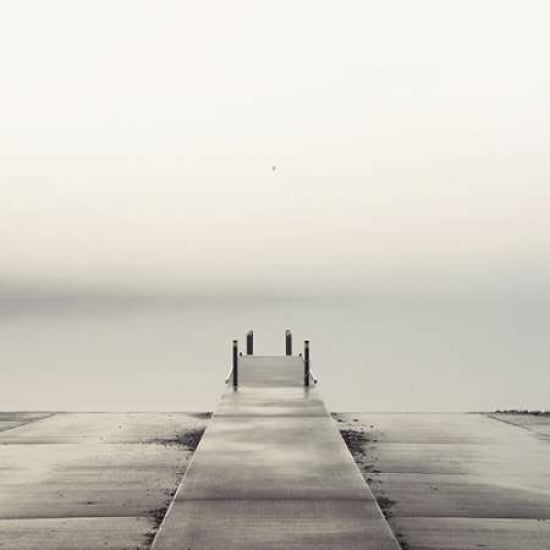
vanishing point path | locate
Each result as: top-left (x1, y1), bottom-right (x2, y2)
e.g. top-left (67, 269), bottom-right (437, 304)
top-left (152, 337), bottom-right (400, 549)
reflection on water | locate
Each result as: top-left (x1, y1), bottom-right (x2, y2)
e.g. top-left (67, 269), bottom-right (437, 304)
top-left (1, 294), bottom-right (549, 412)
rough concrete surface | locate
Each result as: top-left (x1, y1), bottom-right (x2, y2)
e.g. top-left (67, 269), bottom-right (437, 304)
top-left (0, 412), bottom-right (208, 549)
top-left (4, 406), bottom-right (550, 549)
top-left (152, 357), bottom-right (401, 550)
top-left (335, 412), bottom-right (550, 550)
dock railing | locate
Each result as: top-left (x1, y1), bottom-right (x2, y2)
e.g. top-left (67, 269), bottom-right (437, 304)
top-left (225, 331), bottom-right (317, 388)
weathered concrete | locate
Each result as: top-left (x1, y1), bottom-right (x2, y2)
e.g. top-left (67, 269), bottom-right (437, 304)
top-left (0, 412), bottom-right (53, 433)
top-left (335, 412), bottom-right (550, 550)
top-left (491, 412), bottom-right (550, 439)
top-left (152, 356), bottom-right (400, 550)
top-left (0, 412), bottom-right (208, 549)
top-left (0, 517), bottom-right (152, 550)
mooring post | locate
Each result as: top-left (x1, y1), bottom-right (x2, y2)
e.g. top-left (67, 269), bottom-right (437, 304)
top-left (304, 340), bottom-right (310, 387)
top-left (232, 339), bottom-right (239, 389)
top-left (285, 329), bottom-right (292, 356)
top-left (246, 330), bottom-right (253, 355)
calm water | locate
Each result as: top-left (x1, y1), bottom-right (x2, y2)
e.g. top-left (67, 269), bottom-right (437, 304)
top-left (1, 294), bottom-right (549, 412)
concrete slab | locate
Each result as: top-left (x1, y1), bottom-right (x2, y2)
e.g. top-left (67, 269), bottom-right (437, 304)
top-left (153, 356), bottom-right (400, 549)
top-left (153, 500), bottom-right (401, 550)
top-left (336, 412), bottom-right (550, 550)
top-left (354, 442), bottom-right (484, 475)
top-left (216, 387), bottom-right (327, 417)
top-left (235, 356), bottom-right (305, 387)
top-left (392, 517), bottom-right (550, 550)
top-left (370, 473), bottom-right (550, 519)
top-left (0, 411), bottom-right (207, 444)
top-left (0, 412), bottom-right (54, 433)
top-left (491, 412), bottom-right (550, 440)
top-left (177, 417), bottom-right (371, 501)
top-left (0, 517), bottom-right (154, 550)
top-left (0, 412), bottom-right (207, 548)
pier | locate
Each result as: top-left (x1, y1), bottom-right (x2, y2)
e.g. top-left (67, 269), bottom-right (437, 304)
top-left (151, 331), bottom-right (400, 549)
top-left (3, 332), bottom-right (550, 549)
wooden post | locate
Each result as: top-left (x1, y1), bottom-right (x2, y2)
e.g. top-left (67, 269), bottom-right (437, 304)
top-left (246, 330), bottom-right (253, 355)
top-left (285, 329), bottom-right (292, 356)
top-left (304, 340), bottom-right (310, 387)
top-left (232, 340), bottom-right (239, 389)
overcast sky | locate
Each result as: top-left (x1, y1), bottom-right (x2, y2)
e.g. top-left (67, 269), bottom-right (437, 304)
top-left (1, 0), bottom-right (549, 297)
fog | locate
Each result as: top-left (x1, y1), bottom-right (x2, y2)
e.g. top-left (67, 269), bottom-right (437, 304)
top-left (1, 1), bottom-right (549, 410)
top-left (2, 1), bottom-right (550, 296)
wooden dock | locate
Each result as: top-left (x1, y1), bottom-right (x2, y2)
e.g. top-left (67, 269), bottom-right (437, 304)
top-left (151, 335), bottom-right (400, 549)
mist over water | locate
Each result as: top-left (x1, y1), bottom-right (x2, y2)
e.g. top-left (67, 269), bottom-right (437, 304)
top-left (2, 292), bottom-right (548, 412)
top-left (2, 2), bottom-right (550, 413)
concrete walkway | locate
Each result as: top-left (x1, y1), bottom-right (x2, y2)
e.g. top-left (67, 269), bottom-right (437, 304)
top-left (152, 356), bottom-right (400, 549)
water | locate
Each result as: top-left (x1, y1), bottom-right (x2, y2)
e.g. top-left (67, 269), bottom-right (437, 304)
top-left (1, 293), bottom-right (549, 412)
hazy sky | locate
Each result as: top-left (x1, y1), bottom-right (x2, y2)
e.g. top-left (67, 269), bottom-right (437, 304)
top-left (2, 0), bottom-right (549, 296)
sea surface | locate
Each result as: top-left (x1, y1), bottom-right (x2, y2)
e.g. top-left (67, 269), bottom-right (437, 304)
top-left (1, 293), bottom-right (549, 412)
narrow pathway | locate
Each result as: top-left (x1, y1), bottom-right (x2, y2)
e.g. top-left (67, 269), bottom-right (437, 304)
top-left (152, 356), bottom-right (401, 549)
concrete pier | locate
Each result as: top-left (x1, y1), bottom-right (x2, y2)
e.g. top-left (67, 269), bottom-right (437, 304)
top-left (152, 355), bottom-right (400, 549)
